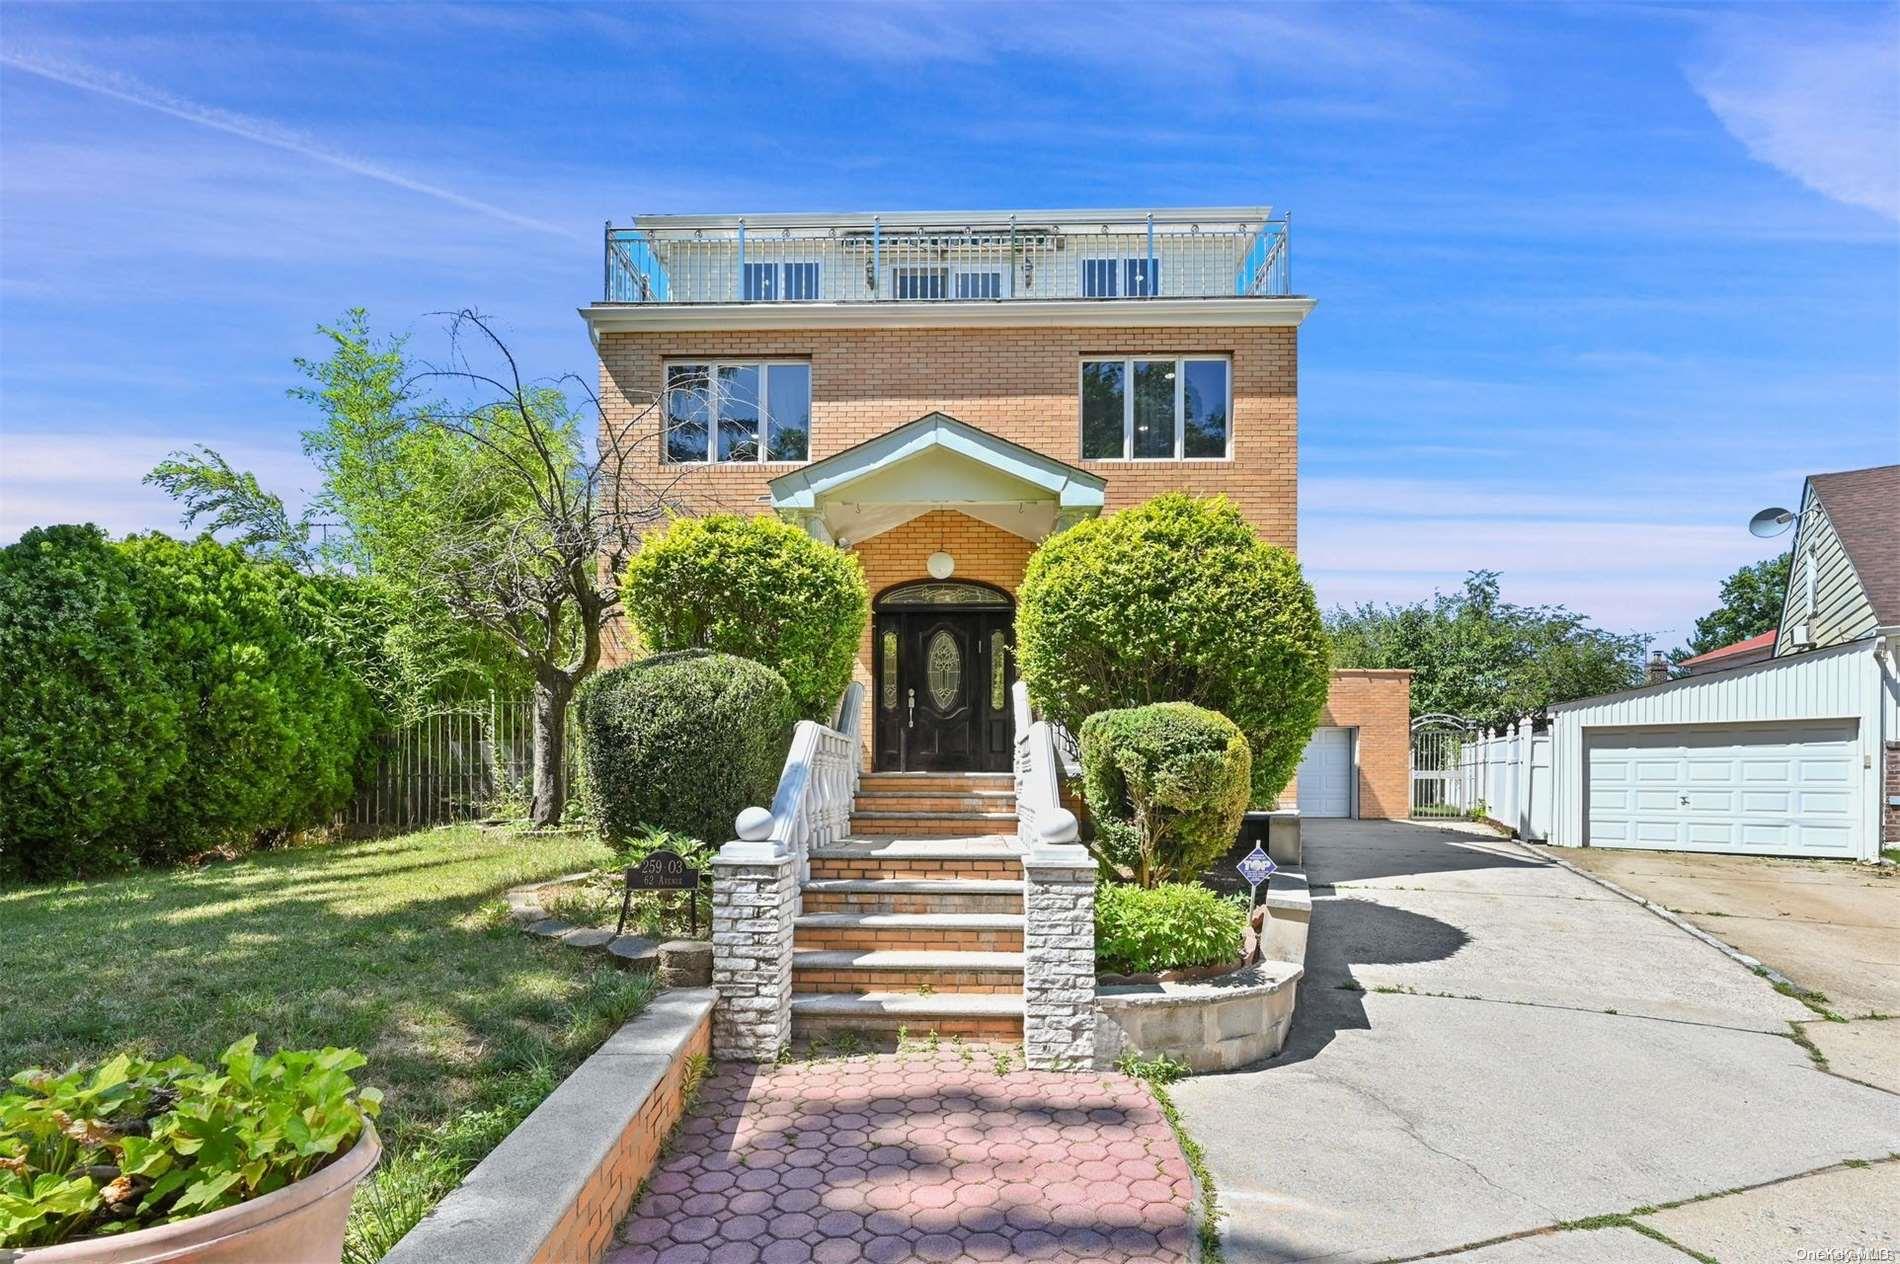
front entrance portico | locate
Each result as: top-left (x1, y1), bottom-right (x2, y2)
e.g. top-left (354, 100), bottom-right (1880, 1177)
top-left (768, 413), bottom-right (1104, 772)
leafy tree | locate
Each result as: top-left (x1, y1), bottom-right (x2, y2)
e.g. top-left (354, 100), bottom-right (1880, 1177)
top-left (0, 526), bottom-right (183, 879)
top-left (576, 650), bottom-right (794, 846)
top-left (150, 309), bottom-right (678, 824)
top-left (1675, 554), bottom-right (1791, 659)
top-left (1016, 494), bottom-right (1330, 807)
top-left (1078, 703), bottom-right (1252, 887)
top-left (1326, 571), bottom-right (1644, 728)
top-left (624, 514), bottom-right (869, 720)
top-left (119, 533), bottom-right (377, 861)
top-left (144, 446), bottom-right (320, 572)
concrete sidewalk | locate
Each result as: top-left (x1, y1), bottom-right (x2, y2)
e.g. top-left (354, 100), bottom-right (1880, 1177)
top-left (1173, 821), bottom-right (1900, 1264)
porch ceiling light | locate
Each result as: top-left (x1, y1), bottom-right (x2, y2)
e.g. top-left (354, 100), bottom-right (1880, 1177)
top-left (927, 551), bottom-right (955, 579)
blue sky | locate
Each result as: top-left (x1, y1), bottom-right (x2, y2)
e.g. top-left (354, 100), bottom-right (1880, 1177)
top-left (2, 2), bottom-right (1895, 648)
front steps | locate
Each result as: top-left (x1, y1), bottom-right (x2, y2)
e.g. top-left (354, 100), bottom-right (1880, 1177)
top-left (791, 774), bottom-right (1027, 1044)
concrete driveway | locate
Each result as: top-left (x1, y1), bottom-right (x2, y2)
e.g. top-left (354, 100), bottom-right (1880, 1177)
top-left (1173, 820), bottom-right (1900, 1263)
top-left (1558, 846), bottom-right (1900, 1095)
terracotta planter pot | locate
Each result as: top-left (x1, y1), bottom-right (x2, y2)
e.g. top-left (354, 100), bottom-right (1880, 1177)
top-left (20, 1120), bottom-right (380, 1264)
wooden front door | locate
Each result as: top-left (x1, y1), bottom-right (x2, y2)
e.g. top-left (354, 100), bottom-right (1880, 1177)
top-left (874, 608), bottom-right (1014, 772)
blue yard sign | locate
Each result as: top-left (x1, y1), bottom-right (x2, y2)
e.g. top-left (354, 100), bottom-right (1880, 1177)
top-left (1237, 844), bottom-right (1277, 901)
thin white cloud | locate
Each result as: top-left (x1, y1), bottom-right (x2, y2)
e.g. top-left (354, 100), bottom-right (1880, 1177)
top-left (0, 48), bottom-right (589, 241)
top-left (1687, 12), bottom-right (1900, 222)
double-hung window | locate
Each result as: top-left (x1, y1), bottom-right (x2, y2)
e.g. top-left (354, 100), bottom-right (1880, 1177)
top-left (1080, 357), bottom-right (1230, 460)
top-left (664, 360), bottom-right (812, 463)
top-left (1081, 257), bottom-right (1162, 298)
top-left (742, 261), bottom-right (822, 301)
top-left (892, 266), bottom-right (948, 299)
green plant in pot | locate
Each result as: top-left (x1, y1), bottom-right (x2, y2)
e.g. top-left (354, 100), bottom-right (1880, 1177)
top-left (1, 1036), bottom-right (381, 1261)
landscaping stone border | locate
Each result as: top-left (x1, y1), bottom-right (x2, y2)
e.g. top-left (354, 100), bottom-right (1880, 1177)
top-left (506, 873), bottom-right (713, 978)
top-left (382, 988), bottom-right (715, 1264)
top-left (1094, 960), bottom-right (1304, 1072)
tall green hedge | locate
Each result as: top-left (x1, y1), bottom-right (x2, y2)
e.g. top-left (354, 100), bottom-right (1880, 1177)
top-left (1079, 703), bottom-right (1252, 886)
top-left (0, 529), bottom-right (379, 880)
top-left (577, 650), bottom-right (794, 846)
top-left (623, 514), bottom-right (868, 720)
top-left (1017, 493), bottom-right (1330, 806)
top-left (0, 526), bottom-right (183, 879)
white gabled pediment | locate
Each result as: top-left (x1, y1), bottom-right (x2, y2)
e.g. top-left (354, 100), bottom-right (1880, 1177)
top-left (768, 413), bottom-right (1104, 545)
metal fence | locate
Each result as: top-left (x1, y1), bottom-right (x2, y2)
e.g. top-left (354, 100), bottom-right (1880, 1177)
top-left (336, 697), bottom-right (583, 833)
top-left (605, 212), bottom-right (1292, 304)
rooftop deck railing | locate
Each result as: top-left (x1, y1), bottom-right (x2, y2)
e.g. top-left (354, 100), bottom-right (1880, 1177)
top-left (603, 212), bottom-right (1291, 304)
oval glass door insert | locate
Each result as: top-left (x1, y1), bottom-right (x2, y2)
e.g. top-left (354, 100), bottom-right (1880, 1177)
top-left (926, 629), bottom-right (962, 710)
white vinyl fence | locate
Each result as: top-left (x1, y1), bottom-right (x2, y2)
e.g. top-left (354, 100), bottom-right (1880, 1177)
top-left (1442, 722), bottom-right (1551, 841)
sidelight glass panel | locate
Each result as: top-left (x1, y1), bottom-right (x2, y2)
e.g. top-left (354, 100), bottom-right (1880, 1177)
top-left (1182, 359), bottom-right (1229, 458)
top-left (1132, 360), bottom-right (1175, 458)
top-left (881, 630), bottom-right (898, 710)
top-left (664, 364), bottom-right (710, 462)
top-left (926, 630), bottom-right (961, 710)
top-left (1081, 360), bottom-right (1125, 459)
top-left (990, 631), bottom-right (1006, 711)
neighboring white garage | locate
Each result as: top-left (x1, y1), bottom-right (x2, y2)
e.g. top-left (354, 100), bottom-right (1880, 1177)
top-left (1297, 726), bottom-right (1354, 818)
top-left (1549, 639), bottom-right (1896, 862)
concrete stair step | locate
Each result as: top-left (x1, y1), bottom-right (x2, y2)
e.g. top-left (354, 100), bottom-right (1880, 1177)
top-left (792, 910), bottom-right (1024, 953)
top-left (800, 877), bottom-right (1022, 916)
top-left (849, 810), bottom-right (1020, 837)
top-left (792, 947), bottom-right (1024, 994)
top-left (808, 837), bottom-right (1022, 881)
top-left (853, 791), bottom-right (1017, 815)
top-left (858, 773), bottom-right (1015, 794)
top-left (789, 991), bottom-right (1025, 1040)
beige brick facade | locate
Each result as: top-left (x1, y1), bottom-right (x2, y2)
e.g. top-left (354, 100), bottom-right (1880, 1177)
top-left (596, 323), bottom-right (1298, 547)
top-left (1312, 669), bottom-right (1414, 820)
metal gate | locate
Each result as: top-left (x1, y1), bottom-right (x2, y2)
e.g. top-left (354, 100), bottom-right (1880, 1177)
top-left (1410, 713), bottom-right (1477, 818)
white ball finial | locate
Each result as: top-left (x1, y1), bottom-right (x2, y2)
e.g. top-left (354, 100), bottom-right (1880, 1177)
top-left (735, 807), bottom-right (775, 841)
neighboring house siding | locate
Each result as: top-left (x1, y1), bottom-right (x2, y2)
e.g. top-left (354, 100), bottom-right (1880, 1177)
top-left (1776, 484), bottom-right (1878, 655)
top-left (595, 324), bottom-right (1298, 547)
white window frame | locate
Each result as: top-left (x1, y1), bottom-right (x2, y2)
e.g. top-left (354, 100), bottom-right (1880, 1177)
top-left (952, 263), bottom-right (1006, 300)
top-left (1080, 256), bottom-right (1161, 298)
top-left (742, 260), bottom-right (823, 301)
top-left (662, 359), bottom-right (812, 465)
top-left (1076, 356), bottom-right (1232, 462)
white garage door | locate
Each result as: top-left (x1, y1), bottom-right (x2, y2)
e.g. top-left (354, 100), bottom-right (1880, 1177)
top-left (1298, 726), bottom-right (1353, 818)
top-left (1584, 722), bottom-right (1859, 856)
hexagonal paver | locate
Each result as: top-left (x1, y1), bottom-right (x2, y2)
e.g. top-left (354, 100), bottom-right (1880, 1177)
top-left (612, 1049), bottom-right (1192, 1263)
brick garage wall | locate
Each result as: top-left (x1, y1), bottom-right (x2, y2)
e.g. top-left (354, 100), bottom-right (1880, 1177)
top-left (595, 323), bottom-right (1298, 545)
top-left (1306, 669), bottom-right (1413, 820)
top-left (1886, 742), bottom-right (1900, 848)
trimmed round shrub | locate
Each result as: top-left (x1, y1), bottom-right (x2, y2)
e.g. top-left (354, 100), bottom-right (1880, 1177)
top-left (1095, 882), bottom-right (1247, 975)
top-left (0, 525), bottom-right (183, 880)
top-left (1017, 493), bottom-right (1329, 806)
top-left (1080, 703), bottom-right (1251, 886)
top-left (577, 650), bottom-right (795, 845)
top-left (118, 533), bottom-right (378, 862)
top-left (624, 514), bottom-right (869, 720)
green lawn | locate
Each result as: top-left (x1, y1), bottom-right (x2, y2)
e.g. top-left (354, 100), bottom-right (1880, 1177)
top-left (0, 825), bottom-right (652, 1259)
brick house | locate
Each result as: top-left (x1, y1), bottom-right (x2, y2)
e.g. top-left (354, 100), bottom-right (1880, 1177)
top-left (586, 207), bottom-right (1410, 822)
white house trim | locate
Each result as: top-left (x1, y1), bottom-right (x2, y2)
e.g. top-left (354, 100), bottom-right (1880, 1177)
top-left (767, 412), bottom-right (1105, 546)
top-left (580, 296), bottom-right (1316, 335)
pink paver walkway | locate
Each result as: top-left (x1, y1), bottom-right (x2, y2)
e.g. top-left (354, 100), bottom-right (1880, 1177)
top-left (610, 1050), bottom-right (1196, 1264)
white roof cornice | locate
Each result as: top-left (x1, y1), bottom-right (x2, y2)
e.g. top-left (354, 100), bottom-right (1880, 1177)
top-left (581, 297), bottom-right (1315, 334)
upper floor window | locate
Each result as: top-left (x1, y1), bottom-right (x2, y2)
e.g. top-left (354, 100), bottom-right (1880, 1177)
top-left (892, 266), bottom-right (947, 300)
top-left (742, 261), bottom-right (821, 301)
top-left (664, 361), bottom-right (811, 463)
top-left (1082, 257), bottom-right (1162, 298)
top-left (1080, 357), bottom-right (1229, 460)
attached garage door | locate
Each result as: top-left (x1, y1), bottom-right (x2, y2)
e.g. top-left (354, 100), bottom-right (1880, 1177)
top-left (1584, 722), bottom-right (1859, 857)
top-left (1298, 726), bottom-right (1353, 818)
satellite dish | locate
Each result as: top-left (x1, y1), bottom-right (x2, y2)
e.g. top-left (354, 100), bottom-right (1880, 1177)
top-left (1748, 507), bottom-right (1796, 539)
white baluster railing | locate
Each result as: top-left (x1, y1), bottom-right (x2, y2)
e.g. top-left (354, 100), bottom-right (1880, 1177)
top-left (1011, 680), bottom-right (1078, 848)
top-left (733, 681), bottom-right (865, 909)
